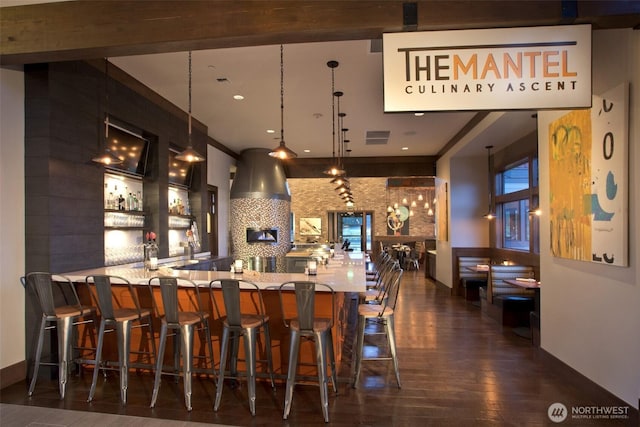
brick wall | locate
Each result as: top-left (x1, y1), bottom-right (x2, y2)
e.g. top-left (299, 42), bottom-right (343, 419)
top-left (288, 177), bottom-right (436, 243)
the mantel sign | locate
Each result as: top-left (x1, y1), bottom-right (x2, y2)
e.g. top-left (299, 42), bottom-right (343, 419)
top-left (383, 25), bottom-right (592, 112)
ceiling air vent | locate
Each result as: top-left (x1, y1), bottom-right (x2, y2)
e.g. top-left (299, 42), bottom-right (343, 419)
top-left (365, 130), bottom-right (390, 145)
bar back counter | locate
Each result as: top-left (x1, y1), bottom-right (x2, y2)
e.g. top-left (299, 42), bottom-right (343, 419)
top-left (60, 251), bottom-right (366, 382)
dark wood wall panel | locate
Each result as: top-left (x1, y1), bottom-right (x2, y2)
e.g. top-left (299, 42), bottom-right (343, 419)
top-left (24, 60), bottom-right (208, 274)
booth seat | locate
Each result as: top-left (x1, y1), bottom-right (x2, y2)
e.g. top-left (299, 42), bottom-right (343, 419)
top-left (481, 265), bottom-right (535, 327)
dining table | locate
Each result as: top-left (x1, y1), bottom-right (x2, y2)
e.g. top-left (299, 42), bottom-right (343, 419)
top-left (505, 278), bottom-right (541, 344)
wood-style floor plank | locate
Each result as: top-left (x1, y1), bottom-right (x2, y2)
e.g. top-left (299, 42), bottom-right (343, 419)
top-left (1, 269), bottom-right (637, 426)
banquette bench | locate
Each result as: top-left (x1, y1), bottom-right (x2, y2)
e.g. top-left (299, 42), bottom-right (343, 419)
top-left (479, 265), bottom-right (535, 327)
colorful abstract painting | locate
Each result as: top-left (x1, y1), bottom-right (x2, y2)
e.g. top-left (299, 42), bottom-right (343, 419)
top-left (549, 83), bottom-right (628, 266)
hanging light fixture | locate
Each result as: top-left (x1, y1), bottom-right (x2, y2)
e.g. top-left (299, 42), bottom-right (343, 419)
top-left (484, 145), bottom-right (495, 219)
top-left (269, 45), bottom-right (297, 159)
top-left (92, 58), bottom-right (124, 165)
top-left (176, 51), bottom-right (206, 162)
top-left (323, 60), bottom-right (342, 175)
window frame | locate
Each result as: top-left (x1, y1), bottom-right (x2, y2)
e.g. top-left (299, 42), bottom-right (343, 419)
top-left (494, 155), bottom-right (539, 253)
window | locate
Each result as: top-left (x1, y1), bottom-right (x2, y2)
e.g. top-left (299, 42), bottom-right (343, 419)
top-left (495, 156), bottom-right (539, 253)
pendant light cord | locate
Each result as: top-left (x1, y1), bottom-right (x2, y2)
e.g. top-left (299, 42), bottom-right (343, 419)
top-left (331, 64), bottom-right (336, 160)
top-left (280, 44), bottom-right (284, 144)
top-left (104, 58), bottom-right (109, 141)
top-left (188, 51), bottom-right (192, 143)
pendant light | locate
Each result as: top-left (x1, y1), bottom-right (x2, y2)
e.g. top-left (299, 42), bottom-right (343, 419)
top-left (269, 45), bottom-right (297, 159)
top-left (484, 145), bottom-right (495, 219)
top-left (175, 51), bottom-right (206, 162)
top-left (323, 60), bottom-right (343, 175)
top-left (92, 58), bottom-right (124, 165)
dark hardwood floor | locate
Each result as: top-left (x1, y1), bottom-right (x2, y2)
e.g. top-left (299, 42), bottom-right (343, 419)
top-left (1, 269), bottom-right (636, 426)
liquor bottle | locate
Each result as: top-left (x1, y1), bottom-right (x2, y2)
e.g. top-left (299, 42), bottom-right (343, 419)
top-left (118, 194), bottom-right (125, 210)
top-left (137, 191), bottom-right (143, 211)
top-left (127, 193), bottom-right (134, 211)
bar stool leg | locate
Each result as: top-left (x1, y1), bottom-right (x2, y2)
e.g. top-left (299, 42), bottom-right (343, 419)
top-left (57, 316), bottom-right (74, 399)
top-left (386, 315), bottom-right (401, 389)
top-left (326, 329), bottom-right (338, 393)
top-left (117, 320), bottom-right (132, 404)
top-left (213, 327), bottom-right (230, 412)
top-left (202, 319), bottom-right (216, 383)
top-left (283, 330), bottom-right (300, 420)
top-left (88, 320), bottom-right (107, 402)
top-left (315, 331), bottom-right (330, 423)
top-left (181, 324), bottom-right (195, 411)
top-left (244, 328), bottom-right (257, 416)
top-left (352, 314), bottom-right (366, 388)
top-left (150, 323), bottom-right (168, 408)
top-left (28, 317), bottom-right (47, 397)
top-left (263, 323), bottom-right (276, 389)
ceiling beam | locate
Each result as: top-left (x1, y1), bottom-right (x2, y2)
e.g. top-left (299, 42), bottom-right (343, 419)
top-left (3, 1), bottom-right (638, 66)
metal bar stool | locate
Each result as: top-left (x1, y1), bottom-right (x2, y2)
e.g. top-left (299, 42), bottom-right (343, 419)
top-left (85, 274), bottom-right (157, 404)
top-left (352, 268), bottom-right (403, 389)
top-left (23, 272), bottom-right (97, 399)
top-left (149, 276), bottom-right (215, 411)
top-left (278, 281), bottom-right (337, 423)
top-left (209, 279), bottom-right (275, 416)
top-left (361, 258), bottom-right (399, 304)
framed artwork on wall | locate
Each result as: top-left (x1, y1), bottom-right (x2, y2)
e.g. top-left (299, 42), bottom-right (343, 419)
top-left (549, 82), bottom-right (629, 266)
top-left (300, 217), bottom-right (321, 236)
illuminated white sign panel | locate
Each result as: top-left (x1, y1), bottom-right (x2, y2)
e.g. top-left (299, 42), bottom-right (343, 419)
top-left (383, 25), bottom-right (592, 112)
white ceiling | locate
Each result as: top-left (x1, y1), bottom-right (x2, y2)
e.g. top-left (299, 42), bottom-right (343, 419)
top-left (110, 39), bottom-right (537, 160)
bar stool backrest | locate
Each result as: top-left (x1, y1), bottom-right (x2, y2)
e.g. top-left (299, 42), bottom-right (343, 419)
top-left (27, 272), bottom-right (57, 317)
top-left (87, 274), bottom-right (142, 320)
top-left (278, 281), bottom-right (335, 332)
top-left (380, 268), bottom-right (403, 314)
top-left (26, 272), bottom-right (84, 317)
top-left (210, 279), bottom-right (265, 327)
top-left (158, 277), bottom-right (180, 324)
top-left (294, 282), bottom-right (316, 331)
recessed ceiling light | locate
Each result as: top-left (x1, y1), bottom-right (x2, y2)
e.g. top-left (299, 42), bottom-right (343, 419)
top-left (266, 129), bottom-right (275, 134)
top-left (402, 147), bottom-right (409, 151)
top-left (304, 149), bottom-right (311, 153)
top-left (233, 94), bottom-right (244, 100)
top-left (414, 112), bottom-right (424, 116)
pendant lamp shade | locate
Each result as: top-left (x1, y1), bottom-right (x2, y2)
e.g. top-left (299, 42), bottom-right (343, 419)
top-left (92, 58), bottom-right (124, 166)
top-left (269, 45), bottom-right (297, 159)
top-left (175, 51), bottom-right (205, 163)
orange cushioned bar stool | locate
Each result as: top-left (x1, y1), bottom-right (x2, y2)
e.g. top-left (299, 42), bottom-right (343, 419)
top-left (209, 279), bottom-right (275, 416)
top-left (85, 274), bottom-right (157, 404)
top-left (23, 272), bottom-right (98, 399)
top-left (149, 276), bottom-right (215, 411)
top-left (278, 281), bottom-right (338, 423)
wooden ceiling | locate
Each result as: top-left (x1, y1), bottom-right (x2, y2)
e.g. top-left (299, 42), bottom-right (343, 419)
top-left (2, 1), bottom-right (639, 66)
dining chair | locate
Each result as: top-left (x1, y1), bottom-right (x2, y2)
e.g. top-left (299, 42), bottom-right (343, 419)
top-left (23, 272), bottom-right (97, 399)
top-left (278, 281), bottom-right (337, 423)
top-left (85, 274), bottom-right (156, 404)
top-left (209, 279), bottom-right (275, 416)
top-left (352, 267), bottom-right (403, 389)
top-left (148, 276), bottom-right (215, 411)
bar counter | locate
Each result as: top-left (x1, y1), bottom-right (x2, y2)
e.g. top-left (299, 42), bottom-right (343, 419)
top-left (61, 251), bottom-right (367, 381)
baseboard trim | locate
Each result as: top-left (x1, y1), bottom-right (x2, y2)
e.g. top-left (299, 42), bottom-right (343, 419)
top-left (0, 360), bottom-right (26, 390)
top-left (539, 349), bottom-right (639, 412)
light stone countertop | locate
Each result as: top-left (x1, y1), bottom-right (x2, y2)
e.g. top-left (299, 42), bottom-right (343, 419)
top-left (61, 251), bottom-right (367, 293)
